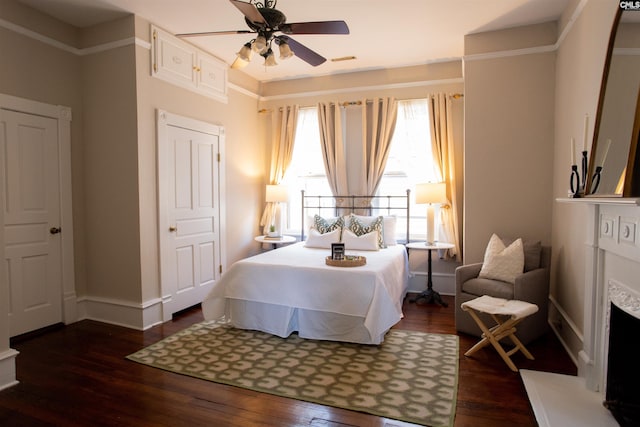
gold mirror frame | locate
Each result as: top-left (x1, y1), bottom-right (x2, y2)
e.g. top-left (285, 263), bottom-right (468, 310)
top-left (586, 7), bottom-right (640, 197)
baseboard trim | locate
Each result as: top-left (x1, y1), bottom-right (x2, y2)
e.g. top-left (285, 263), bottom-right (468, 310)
top-left (408, 272), bottom-right (455, 295)
top-left (548, 295), bottom-right (582, 367)
top-left (0, 348), bottom-right (20, 391)
top-left (76, 296), bottom-right (164, 331)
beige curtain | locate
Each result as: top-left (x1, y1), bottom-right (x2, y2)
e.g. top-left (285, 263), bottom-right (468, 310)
top-left (317, 102), bottom-right (348, 202)
top-left (259, 105), bottom-right (299, 231)
top-left (428, 93), bottom-right (461, 258)
top-left (361, 97), bottom-right (398, 197)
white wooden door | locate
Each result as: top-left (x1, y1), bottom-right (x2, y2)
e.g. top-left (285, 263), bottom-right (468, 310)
top-left (1, 109), bottom-right (63, 337)
top-left (158, 111), bottom-right (222, 320)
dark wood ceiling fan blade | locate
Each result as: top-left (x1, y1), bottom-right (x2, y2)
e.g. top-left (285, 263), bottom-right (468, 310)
top-left (281, 21), bottom-right (349, 35)
top-left (229, 0), bottom-right (267, 26)
top-left (276, 36), bottom-right (326, 66)
top-left (176, 30), bottom-right (255, 38)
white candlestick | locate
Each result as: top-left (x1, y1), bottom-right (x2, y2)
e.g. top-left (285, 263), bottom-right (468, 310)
top-left (601, 139), bottom-right (612, 167)
top-left (583, 115), bottom-right (589, 151)
top-left (426, 205), bottom-right (435, 245)
top-left (571, 137), bottom-right (576, 165)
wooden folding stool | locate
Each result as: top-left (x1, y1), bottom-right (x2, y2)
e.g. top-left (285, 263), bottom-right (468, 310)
top-left (461, 295), bottom-right (538, 372)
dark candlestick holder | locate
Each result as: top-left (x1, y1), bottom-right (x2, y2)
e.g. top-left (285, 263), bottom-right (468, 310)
top-left (570, 164), bottom-right (581, 197)
top-left (570, 151), bottom-right (589, 198)
top-left (592, 166), bottom-right (603, 194)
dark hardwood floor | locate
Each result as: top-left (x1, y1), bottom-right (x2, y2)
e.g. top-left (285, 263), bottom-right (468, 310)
top-left (0, 294), bottom-right (576, 427)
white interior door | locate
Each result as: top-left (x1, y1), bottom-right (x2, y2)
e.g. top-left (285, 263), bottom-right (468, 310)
top-left (1, 109), bottom-right (63, 337)
top-left (158, 111), bottom-right (222, 320)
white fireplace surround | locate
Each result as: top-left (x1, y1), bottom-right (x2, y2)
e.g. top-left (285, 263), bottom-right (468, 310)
top-left (581, 202), bottom-right (640, 394)
top-left (522, 199), bottom-right (640, 427)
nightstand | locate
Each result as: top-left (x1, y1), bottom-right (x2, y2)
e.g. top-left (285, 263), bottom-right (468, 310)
top-left (254, 234), bottom-right (296, 249)
top-left (406, 241), bottom-right (454, 307)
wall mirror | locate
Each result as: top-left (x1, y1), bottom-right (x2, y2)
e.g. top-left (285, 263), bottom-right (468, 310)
top-left (586, 7), bottom-right (640, 197)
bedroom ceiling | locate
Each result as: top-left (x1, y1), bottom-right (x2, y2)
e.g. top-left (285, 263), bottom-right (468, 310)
top-left (18, 0), bottom-right (570, 82)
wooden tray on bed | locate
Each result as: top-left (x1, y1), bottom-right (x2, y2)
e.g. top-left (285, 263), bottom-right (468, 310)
top-left (325, 255), bottom-right (366, 267)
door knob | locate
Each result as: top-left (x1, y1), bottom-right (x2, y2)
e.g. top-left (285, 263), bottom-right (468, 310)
top-left (50, 227), bottom-right (61, 234)
top-left (169, 226), bottom-right (177, 232)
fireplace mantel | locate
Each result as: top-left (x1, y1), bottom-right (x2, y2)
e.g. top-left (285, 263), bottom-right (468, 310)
top-left (556, 197), bottom-right (640, 205)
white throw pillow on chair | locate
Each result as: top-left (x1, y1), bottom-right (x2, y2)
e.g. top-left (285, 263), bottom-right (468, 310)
top-left (478, 233), bottom-right (524, 284)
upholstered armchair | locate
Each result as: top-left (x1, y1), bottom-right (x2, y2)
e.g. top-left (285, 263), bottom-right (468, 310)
top-left (455, 241), bottom-right (551, 345)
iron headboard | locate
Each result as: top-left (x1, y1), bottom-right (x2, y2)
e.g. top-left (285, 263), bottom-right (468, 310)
top-left (300, 189), bottom-right (411, 243)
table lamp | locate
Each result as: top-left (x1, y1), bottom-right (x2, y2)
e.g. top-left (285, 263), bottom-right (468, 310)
top-left (415, 182), bottom-right (447, 245)
top-left (265, 184), bottom-right (289, 236)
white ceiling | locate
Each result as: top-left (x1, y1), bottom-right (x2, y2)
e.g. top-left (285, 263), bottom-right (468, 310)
top-left (18, 0), bottom-right (570, 82)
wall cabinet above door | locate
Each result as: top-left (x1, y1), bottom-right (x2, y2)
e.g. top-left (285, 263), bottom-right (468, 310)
top-left (151, 26), bottom-right (228, 103)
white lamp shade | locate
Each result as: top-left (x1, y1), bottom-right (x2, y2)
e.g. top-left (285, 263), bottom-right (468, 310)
top-left (415, 182), bottom-right (447, 205)
top-left (265, 185), bottom-right (288, 203)
top-left (236, 43), bottom-right (253, 62)
top-left (253, 35), bottom-right (267, 53)
top-left (279, 42), bottom-right (294, 59)
top-left (263, 50), bottom-right (278, 67)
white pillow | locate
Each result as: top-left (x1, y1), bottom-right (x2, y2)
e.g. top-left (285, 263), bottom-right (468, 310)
top-left (478, 233), bottom-right (524, 284)
top-left (350, 214), bottom-right (397, 245)
top-left (305, 228), bottom-right (341, 249)
top-left (341, 229), bottom-right (380, 251)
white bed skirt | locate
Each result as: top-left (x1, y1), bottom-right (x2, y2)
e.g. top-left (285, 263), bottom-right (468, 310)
top-left (226, 299), bottom-right (383, 344)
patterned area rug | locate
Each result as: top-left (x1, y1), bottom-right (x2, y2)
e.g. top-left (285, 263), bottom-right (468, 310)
top-left (127, 320), bottom-right (459, 427)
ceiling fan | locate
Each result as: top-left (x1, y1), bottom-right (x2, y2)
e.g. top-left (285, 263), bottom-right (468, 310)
top-left (176, 0), bottom-right (349, 68)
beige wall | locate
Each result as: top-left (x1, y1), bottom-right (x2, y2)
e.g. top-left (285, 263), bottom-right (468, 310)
top-left (134, 17), bottom-right (264, 303)
top-left (80, 21), bottom-right (142, 303)
top-left (0, 2), bottom-right (87, 296)
top-left (551, 0), bottom-right (619, 356)
top-left (463, 23), bottom-right (557, 264)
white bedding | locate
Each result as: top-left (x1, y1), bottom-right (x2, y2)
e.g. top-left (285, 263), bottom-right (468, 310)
top-left (201, 242), bottom-right (409, 344)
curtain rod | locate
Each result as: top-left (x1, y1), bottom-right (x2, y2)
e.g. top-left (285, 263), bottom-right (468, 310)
top-left (258, 93), bottom-right (464, 113)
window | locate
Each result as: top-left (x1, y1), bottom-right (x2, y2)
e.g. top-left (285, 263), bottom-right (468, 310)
top-left (282, 100), bottom-right (437, 240)
top-left (282, 107), bottom-right (330, 233)
top-left (377, 99), bottom-right (437, 239)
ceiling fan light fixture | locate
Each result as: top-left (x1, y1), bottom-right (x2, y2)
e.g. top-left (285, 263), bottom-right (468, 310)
top-left (236, 42), bottom-right (253, 61)
top-left (278, 41), bottom-right (294, 60)
top-left (253, 34), bottom-right (268, 53)
top-left (179, 1), bottom-right (350, 70)
top-left (263, 49), bottom-right (278, 67)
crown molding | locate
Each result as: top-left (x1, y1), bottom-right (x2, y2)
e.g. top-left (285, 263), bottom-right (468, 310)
top-left (259, 78), bottom-right (465, 102)
top-left (0, 17), bottom-right (149, 55)
top-left (463, 0), bottom-right (587, 63)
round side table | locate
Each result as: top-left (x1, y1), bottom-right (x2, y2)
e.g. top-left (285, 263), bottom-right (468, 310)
top-left (406, 242), bottom-right (454, 307)
top-left (254, 235), bottom-right (296, 249)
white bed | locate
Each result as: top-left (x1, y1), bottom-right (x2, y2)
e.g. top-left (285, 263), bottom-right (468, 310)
top-left (202, 191), bottom-right (411, 345)
top-left (201, 241), bottom-right (408, 344)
